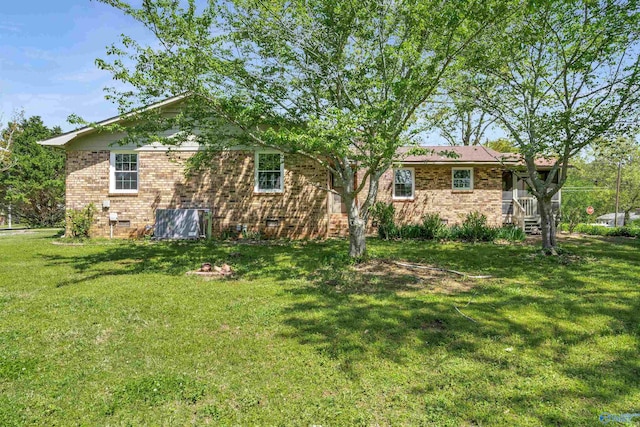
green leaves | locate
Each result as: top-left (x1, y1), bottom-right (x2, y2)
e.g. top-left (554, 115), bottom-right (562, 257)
top-left (0, 116), bottom-right (65, 227)
top-left (93, 0), bottom-right (510, 255)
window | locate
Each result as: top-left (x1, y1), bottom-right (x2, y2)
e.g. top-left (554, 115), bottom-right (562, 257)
top-left (255, 152), bottom-right (284, 192)
top-left (110, 152), bottom-right (138, 193)
top-left (393, 168), bottom-right (414, 200)
top-left (452, 167), bottom-right (473, 190)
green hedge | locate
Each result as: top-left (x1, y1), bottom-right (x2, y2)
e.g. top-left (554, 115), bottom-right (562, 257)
top-left (559, 223), bottom-right (640, 238)
top-left (370, 204), bottom-right (526, 243)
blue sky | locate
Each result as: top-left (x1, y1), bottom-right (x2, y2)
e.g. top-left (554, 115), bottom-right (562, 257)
top-left (0, 1), bottom-right (151, 131)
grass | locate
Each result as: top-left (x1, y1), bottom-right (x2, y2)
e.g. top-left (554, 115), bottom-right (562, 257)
top-left (0, 230), bottom-right (639, 426)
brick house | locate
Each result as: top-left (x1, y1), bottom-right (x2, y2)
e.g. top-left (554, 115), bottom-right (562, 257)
top-left (40, 97), bottom-right (559, 238)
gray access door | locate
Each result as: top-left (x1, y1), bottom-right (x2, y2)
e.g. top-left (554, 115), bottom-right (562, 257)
top-left (155, 209), bottom-right (201, 239)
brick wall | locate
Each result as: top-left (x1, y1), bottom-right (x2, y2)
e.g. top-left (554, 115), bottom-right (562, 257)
top-left (374, 165), bottom-right (503, 227)
top-left (65, 150), bottom-right (329, 238)
top-left (65, 150), bottom-right (504, 239)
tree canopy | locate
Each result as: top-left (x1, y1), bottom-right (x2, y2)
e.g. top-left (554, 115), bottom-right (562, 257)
top-left (95, 0), bottom-right (510, 257)
top-left (0, 116), bottom-right (64, 227)
top-left (465, 0), bottom-right (640, 251)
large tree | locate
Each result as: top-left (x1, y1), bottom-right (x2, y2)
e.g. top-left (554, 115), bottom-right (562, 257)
top-left (94, 0), bottom-right (508, 257)
top-left (466, 0), bottom-right (640, 252)
top-left (0, 117), bottom-right (65, 227)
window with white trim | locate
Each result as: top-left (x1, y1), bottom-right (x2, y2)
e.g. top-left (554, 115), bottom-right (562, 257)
top-left (452, 167), bottom-right (473, 190)
top-left (393, 168), bottom-right (414, 200)
top-left (110, 152), bottom-right (138, 193)
top-left (255, 152), bottom-right (284, 192)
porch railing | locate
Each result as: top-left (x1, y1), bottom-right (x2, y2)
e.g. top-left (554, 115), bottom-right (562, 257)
top-left (519, 197), bottom-right (538, 218)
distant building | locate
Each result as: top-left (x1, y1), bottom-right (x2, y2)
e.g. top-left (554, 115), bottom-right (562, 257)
top-left (595, 212), bottom-right (640, 227)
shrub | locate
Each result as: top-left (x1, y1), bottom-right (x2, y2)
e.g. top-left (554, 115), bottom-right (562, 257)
top-left (563, 223), bottom-right (640, 238)
top-left (448, 224), bottom-right (462, 240)
top-left (495, 225), bottom-right (526, 242)
top-left (560, 207), bottom-right (585, 233)
top-left (628, 218), bottom-right (640, 228)
top-left (66, 204), bottom-right (97, 238)
top-left (456, 211), bottom-right (497, 242)
top-left (397, 224), bottom-right (424, 239)
top-left (370, 202), bottom-right (397, 240)
top-left (421, 213), bottom-right (448, 240)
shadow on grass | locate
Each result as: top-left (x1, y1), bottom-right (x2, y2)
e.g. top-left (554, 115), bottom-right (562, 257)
top-left (276, 236), bottom-right (640, 422)
top-left (39, 235), bottom-right (640, 420)
top-left (40, 238), bottom-right (349, 287)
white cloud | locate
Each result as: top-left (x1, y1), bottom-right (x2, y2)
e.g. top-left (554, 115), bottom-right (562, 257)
top-left (55, 67), bottom-right (109, 84)
top-left (22, 47), bottom-right (58, 63)
top-left (0, 22), bottom-right (21, 33)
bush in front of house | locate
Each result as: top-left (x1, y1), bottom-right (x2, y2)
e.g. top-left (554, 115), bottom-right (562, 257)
top-left (66, 203), bottom-right (97, 239)
top-left (370, 203), bottom-right (524, 243)
top-left (370, 201), bottom-right (397, 240)
top-left (397, 224), bottom-right (425, 239)
top-left (495, 224), bottom-right (527, 241)
top-left (452, 211), bottom-right (498, 242)
top-left (421, 213), bottom-right (449, 240)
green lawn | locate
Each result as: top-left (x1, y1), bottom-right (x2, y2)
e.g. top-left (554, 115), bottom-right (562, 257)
top-left (0, 231), bottom-right (638, 426)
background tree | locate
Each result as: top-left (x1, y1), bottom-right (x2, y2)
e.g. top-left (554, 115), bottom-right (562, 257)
top-left (467, 0), bottom-right (640, 253)
top-left (94, 0), bottom-right (508, 258)
top-left (485, 138), bottom-right (518, 153)
top-left (560, 157), bottom-right (612, 232)
top-left (0, 116), bottom-right (65, 227)
top-left (428, 82), bottom-right (496, 146)
top-left (589, 137), bottom-right (640, 224)
top-left (0, 111), bottom-right (24, 173)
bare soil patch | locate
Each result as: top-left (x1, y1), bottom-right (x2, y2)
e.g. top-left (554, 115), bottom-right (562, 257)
top-left (318, 259), bottom-right (484, 294)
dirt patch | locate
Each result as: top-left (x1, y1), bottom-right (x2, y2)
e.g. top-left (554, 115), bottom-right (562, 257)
top-left (185, 270), bottom-right (233, 280)
top-left (95, 328), bottom-right (113, 345)
top-left (318, 259), bottom-right (483, 294)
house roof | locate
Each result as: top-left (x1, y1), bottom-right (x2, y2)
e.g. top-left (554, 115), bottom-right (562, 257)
top-left (397, 145), bottom-right (505, 164)
top-left (37, 93), bottom-right (557, 170)
top-left (396, 145), bottom-right (556, 168)
top-left (38, 94), bottom-right (188, 147)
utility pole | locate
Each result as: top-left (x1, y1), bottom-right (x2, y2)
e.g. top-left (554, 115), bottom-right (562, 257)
top-left (615, 160), bottom-right (622, 227)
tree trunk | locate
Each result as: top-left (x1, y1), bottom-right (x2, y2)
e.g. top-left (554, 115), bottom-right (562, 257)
top-left (346, 195), bottom-right (367, 259)
top-left (539, 196), bottom-right (557, 253)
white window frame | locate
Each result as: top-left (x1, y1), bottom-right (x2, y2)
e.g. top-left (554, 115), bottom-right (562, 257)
top-left (452, 167), bottom-right (474, 191)
top-left (254, 151), bottom-right (284, 193)
top-left (392, 167), bottom-right (415, 200)
top-left (109, 151), bottom-right (139, 194)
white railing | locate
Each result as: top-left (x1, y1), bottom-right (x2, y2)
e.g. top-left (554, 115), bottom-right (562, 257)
top-left (518, 197), bottom-right (538, 218)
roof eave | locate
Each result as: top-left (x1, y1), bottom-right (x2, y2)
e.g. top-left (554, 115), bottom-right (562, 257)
top-left (37, 93), bottom-right (188, 147)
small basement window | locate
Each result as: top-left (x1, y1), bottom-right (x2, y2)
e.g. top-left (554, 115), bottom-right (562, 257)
top-left (452, 167), bottom-right (473, 190)
top-left (265, 219), bottom-right (280, 227)
top-left (117, 220), bottom-right (131, 227)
